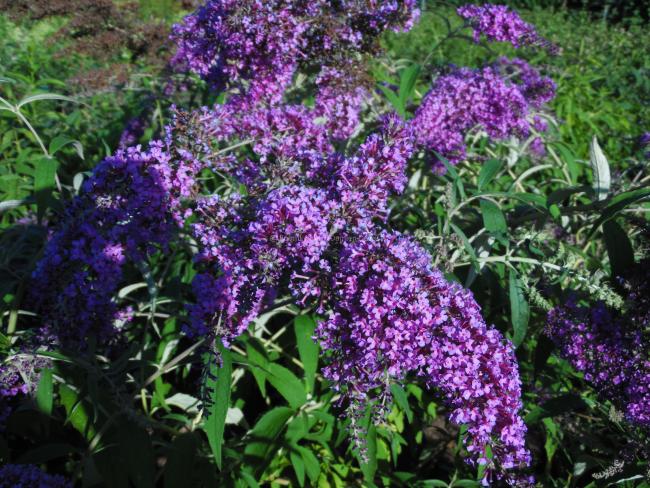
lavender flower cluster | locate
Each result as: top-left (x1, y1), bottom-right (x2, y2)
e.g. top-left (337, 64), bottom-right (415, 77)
top-left (457, 4), bottom-right (557, 53)
top-left (412, 59), bottom-right (555, 170)
top-left (0, 464), bottom-right (71, 488)
top-left (171, 0), bottom-right (418, 107)
top-left (27, 2), bottom-right (561, 484)
top-left (547, 262), bottom-right (650, 427)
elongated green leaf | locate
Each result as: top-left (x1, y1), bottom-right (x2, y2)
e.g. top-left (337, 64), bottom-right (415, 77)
top-left (17, 93), bottom-right (77, 108)
top-left (244, 406), bottom-right (294, 460)
top-left (360, 424), bottom-right (378, 484)
top-left (478, 159), bottom-right (503, 190)
top-left (390, 384), bottom-right (413, 423)
top-left (290, 451), bottom-right (306, 487)
top-left (267, 363), bottom-right (307, 409)
top-left (34, 157), bottom-right (57, 221)
top-left (509, 270), bottom-right (529, 347)
top-left (204, 344), bottom-right (232, 470)
top-left (59, 385), bottom-right (95, 440)
top-left (480, 199), bottom-right (507, 234)
top-left (294, 315), bottom-right (319, 392)
top-left (378, 85), bottom-right (405, 117)
top-left (603, 220), bottom-right (635, 277)
top-left (296, 446), bottom-right (320, 483)
top-left (398, 64), bottom-right (421, 108)
top-left (36, 369), bottom-right (53, 416)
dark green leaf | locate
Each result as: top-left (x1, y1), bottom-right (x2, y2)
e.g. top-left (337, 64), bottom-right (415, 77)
top-left (267, 363), bottom-right (307, 409)
top-left (509, 270), bottom-right (530, 347)
top-left (204, 343), bottom-right (232, 470)
top-left (398, 64), bottom-right (421, 108)
top-left (244, 407), bottom-right (294, 461)
top-left (294, 315), bottom-right (319, 392)
top-left (480, 199), bottom-right (507, 234)
top-left (390, 384), bottom-right (413, 423)
top-left (478, 159), bottom-right (503, 191)
top-left (34, 157), bottom-right (57, 221)
top-left (603, 220), bottom-right (635, 277)
top-left (36, 368), bottom-right (53, 416)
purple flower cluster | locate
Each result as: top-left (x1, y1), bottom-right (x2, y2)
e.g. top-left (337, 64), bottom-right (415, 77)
top-left (457, 4), bottom-right (555, 53)
top-left (318, 229), bottom-right (530, 482)
top-left (547, 264), bottom-right (650, 427)
top-left (171, 0), bottom-right (417, 108)
top-left (31, 124), bottom-right (203, 348)
top-left (0, 464), bottom-right (71, 488)
top-left (411, 60), bottom-right (555, 170)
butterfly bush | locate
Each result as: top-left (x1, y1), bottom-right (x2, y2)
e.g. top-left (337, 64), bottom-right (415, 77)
top-left (547, 262), bottom-right (650, 427)
top-left (29, 2), bottom-right (556, 484)
top-left (0, 464), bottom-right (71, 488)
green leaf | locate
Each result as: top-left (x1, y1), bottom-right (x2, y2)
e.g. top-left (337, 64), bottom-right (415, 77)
top-left (17, 93), bottom-right (77, 109)
top-left (603, 220), bottom-right (635, 277)
top-left (204, 343), bottom-right (232, 470)
top-left (267, 363), bottom-right (307, 409)
top-left (378, 84), bottom-right (405, 117)
top-left (59, 385), bottom-right (95, 440)
top-left (34, 157), bottom-right (57, 221)
top-left (478, 159), bottom-right (503, 191)
top-left (164, 433), bottom-right (199, 488)
top-left (244, 407), bottom-right (294, 461)
top-left (525, 394), bottom-right (586, 424)
top-left (297, 446), bottom-right (320, 483)
top-left (245, 338), bottom-right (269, 397)
top-left (290, 451), bottom-right (306, 487)
top-left (48, 135), bottom-right (83, 159)
top-left (36, 369), bottom-right (53, 416)
top-left (390, 384), bottom-right (413, 423)
top-left (398, 64), bottom-right (421, 109)
top-left (480, 199), bottom-right (507, 234)
top-left (360, 424), bottom-right (378, 484)
top-left (509, 270), bottom-right (529, 347)
top-left (294, 315), bottom-right (319, 392)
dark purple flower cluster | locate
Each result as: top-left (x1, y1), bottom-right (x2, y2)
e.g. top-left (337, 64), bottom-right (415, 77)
top-left (547, 264), bottom-right (650, 427)
top-left (31, 124), bottom-right (204, 348)
top-left (0, 464), bottom-right (71, 488)
top-left (411, 60), bottom-right (555, 170)
top-left (457, 4), bottom-right (555, 53)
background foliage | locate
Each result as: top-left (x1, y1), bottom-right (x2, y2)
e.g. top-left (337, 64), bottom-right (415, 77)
top-left (1, 1), bottom-right (649, 487)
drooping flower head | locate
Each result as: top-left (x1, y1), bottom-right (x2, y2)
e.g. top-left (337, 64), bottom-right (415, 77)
top-left (317, 228), bottom-right (532, 484)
